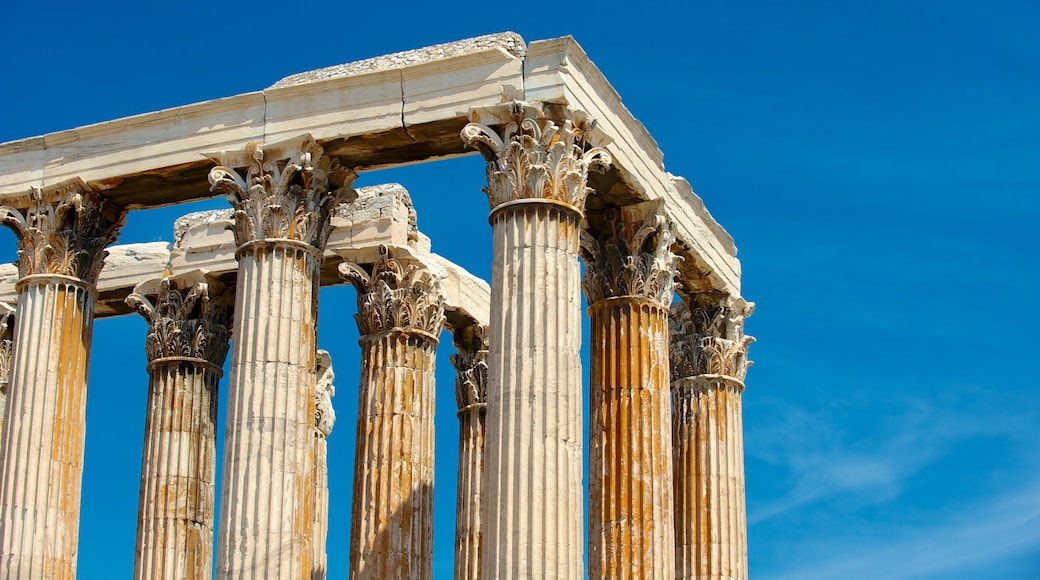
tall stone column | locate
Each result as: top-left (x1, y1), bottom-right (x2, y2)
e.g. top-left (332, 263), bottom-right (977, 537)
top-left (210, 136), bottom-right (355, 579)
top-left (0, 181), bottom-right (125, 578)
top-left (0, 304), bottom-right (14, 445)
top-left (450, 324), bottom-right (489, 580)
top-left (340, 247), bottom-right (445, 580)
top-left (670, 295), bottom-right (754, 580)
top-left (462, 103), bottom-right (611, 580)
top-left (312, 349), bottom-right (336, 580)
top-left (581, 203), bottom-right (677, 579)
top-left (126, 277), bottom-right (232, 580)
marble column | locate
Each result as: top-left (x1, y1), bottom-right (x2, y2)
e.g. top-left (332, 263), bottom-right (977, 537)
top-left (450, 324), bottom-right (489, 580)
top-left (126, 277), bottom-right (232, 580)
top-left (210, 136), bottom-right (355, 579)
top-left (581, 204), bottom-right (677, 579)
top-left (0, 304), bottom-right (14, 445)
top-left (462, 104), bottom-right (611, 580)
top-left (0, 181), bottom-right (125, 578)
top-left (670, 295), bottom-right (754, 580)
top-left (340, 247), bottom-right (445, 580)
top-left (312, 349), bottom-right (336, 580)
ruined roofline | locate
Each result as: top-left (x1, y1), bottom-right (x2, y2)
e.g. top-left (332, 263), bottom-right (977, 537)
top-left (0, 33), bottom-right (742, 296)
top-left (270, 32), bottom-right (527, 89)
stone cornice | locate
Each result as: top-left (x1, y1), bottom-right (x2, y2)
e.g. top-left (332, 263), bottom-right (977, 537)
top-left (339, 245), bottom-right (445, 340)
top-left (461, 102), bottom-right (611, 214)
top-left (581, 202), bottom-right (677, 306)
top-left (451, 324), bottom-right (489, 412)
top-left (126, 277), bottom-right (232, 370)
top-left (670, 294), bottom-right (754, 382)
top-left (208, 135), bottom-right (356, 249)
top-left (0, 179), bottom-right (125, 284)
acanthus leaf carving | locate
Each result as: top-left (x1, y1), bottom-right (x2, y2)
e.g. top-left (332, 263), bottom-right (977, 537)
top-left (0, 182), bottom-right (126, 283)
top-left (208, 137), bottom-right (357, 249)
top-left (669, 295), bottom-right (755, 382)
top-left (451, 324), bottom-right (489, 411)
top-left (126, 278), bottom-right (232, 368)
top-left (0, 305), bottom-right (13, 390)
top-left (339, 246), bottom-right (446, 339)
top-left (315, 349), bottom-right (336, 437)
top-left (461, 103), bottom-right (612, 211)
top-left (581, 207), bottom-right (678, 305)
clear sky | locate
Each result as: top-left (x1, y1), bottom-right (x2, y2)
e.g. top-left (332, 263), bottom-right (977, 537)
top-left (1, 1), bottom-right (1038, 578)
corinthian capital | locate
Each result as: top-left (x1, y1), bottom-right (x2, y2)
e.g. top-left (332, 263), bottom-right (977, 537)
top-left (581, 203), bottom-right (677, 306)
top-left (315, 349), bottom-right (336, 437)
top-left (0, 180), bottom-right (126, 284)
top-left (207, 135), bottom-right (357, 249)
top-left (451, 324), bottom-right (489, 411)
top-left (339, 246), bottom-right (446, 339)
top-left (461, 103), bottom-right (612, 212)
top-left (126, 277), bottom-right (232, 369)
top-left (670, 294), bottom-right (755, 382)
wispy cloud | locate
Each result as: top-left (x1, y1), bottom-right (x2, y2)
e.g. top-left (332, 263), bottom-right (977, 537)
top-left (766, 481), bottom-right (1040, 579)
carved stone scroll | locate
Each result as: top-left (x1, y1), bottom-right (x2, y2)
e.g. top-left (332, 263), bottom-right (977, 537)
top-left (0, 180), bottom-right (125, 578)
top-left (340, 247), bottom-right (445, 580)
top-left (582, 204), bottom-right (678, 579)
top-left (127, 277), bottom-right (232, 580)
top-left (670, 294), bottom-right (754, 580)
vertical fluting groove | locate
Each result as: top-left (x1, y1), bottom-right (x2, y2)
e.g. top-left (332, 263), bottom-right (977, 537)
top-left (482, 205), bottom-right (584, 580)
top-left (0, 277), bottom-right (94, 578)
top-left (588, 300), bottom-right (675, 579)
top-left (454, 408), bottom-right (485, 579)
top-left (672, 377), bottom-right (747, 580)
top-left (217, 241), bottom-right (317, 579)
top-left (350, 332), bottom-right (438, 580)
top-left (134, 360), bottom-right (220, 580)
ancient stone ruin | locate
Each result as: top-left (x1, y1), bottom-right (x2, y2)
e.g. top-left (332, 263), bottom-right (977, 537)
top-left (0, 33), bottom-right (753, 579)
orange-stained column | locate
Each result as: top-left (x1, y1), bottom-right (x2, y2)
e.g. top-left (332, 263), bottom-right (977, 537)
top-left (340, 247), bottom-right (445, 580)
top-left (210, 136), bottom-right (355, 579)
top-left (450, 324), bottom-right (489, 580)
top-left (312, 349), bottom-right (336, 580)
top-left (670, 294), bottom-right (754, 580)
top-left (0, 181), bottom-right (125, 578)
top-left (127, 277), bottom-right (232, 580)
top-left (582, 203), bottom-right (678, 579)
top-left (462, 103), bottom-right (611, 580)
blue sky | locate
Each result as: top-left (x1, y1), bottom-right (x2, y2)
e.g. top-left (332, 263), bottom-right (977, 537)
top-left (1, 1), bottom-right (1038, 578)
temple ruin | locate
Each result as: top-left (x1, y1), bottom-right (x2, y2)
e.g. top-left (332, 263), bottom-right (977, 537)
top-left (0, 32), bottom-right (753, 579)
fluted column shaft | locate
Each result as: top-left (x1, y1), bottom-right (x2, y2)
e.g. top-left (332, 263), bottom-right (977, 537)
top-left (588, 299), bottom-right (675, 578)
top-left (136, 359), bottom-right (222, 579)
top-left (670, 297), bottom-right (754, 580)
top-left (350, 330), bottom-right (438, 579)
top-left (217, 240), bottom-right (319, 578)
top-left (0, 183), bottom-right (124, 578)
top-left (583, 203), bottom-right (677, 579)
top-left (0, 276), bottom-right (94, 578)
top-left (486, 202), bottom-right (584, 579)
top-left (312, 349), bottom-right (336, 580)
top-left (463, 105), bottom-right (611, 580)
top-left (451, 325), bottom-right (488, 580)
top-left (672, 376), bottom-right (746, 580)
top-left (0, 305), bottom-right (13, 450)
top-left (341, 248), bottom-right (444, 580)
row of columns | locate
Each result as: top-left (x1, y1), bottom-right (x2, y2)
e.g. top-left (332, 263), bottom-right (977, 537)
top-left (0, 104), bottom-right (753, 579)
